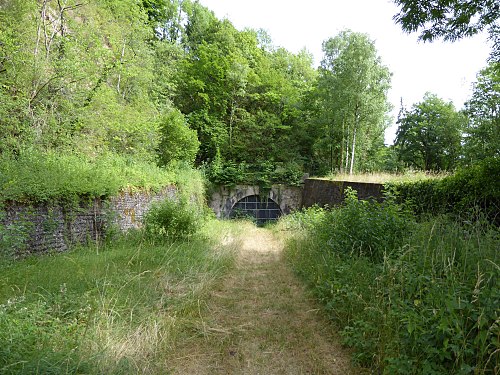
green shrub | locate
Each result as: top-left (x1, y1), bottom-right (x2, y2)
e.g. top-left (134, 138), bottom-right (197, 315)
top-left (205, 157), bottom-right (247, 187)
top-left (277, 205), bottom-right (326, 232)
top-left (157, 109), bottom-right (200, 167)
top-left (271, 162), bottom-right (304, 186)
top-left (143, 198), bottom-right (204, 239)
top-left (314, 188), bottom-right (414, 262)
top-left (205, 158), bottom-right (304, 187)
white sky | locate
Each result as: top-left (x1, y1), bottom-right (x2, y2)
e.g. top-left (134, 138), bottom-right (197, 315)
top-left (198, 0), bottom-right (492, 144)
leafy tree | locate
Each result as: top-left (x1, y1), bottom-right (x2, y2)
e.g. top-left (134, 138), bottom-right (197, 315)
top-left (174, 12), bottom-right (317, 175)
top-left (142, 0), bottom-right (186, 42)
top-left (314, 30), bottom-right (392, 174)
top-left (395, 93), bottom-right (465, 171)
top-left (230, 46), bottom-right (316, 166)
top-left (393, 0), bottom-right (500, 42)
top-left (0, 0), bottom-right (166, 161)
top-left (463, 61), bottom-right (500, 163)
top-left (182, 1), bottom-right (219, 50)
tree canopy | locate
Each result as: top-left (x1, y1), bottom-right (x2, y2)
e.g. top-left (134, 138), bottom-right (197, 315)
top-left (395, 93), bottom-right (464, 171)
top-left (463, 61), bottom-right (500, 163)
top-left (313, 31), bottom-right (392, 174)
top-left (0, 0), bottom-right (496, 188)
top-left (393, 0), bottom-right (500, 42)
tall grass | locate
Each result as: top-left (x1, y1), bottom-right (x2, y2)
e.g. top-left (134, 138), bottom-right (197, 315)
top-left (281, 198), bottom-right (499, 374)
top-left (0, 219), bottom-right (241, 374)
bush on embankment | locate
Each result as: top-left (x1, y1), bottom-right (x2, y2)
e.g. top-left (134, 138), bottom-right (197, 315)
top-left (385, 158), bottom-right (500, 223)
top-left (143, 198), bottom-right (210, 240)
top-left (282, 193), bottom-right (499, 374)
top-left (0, 150), bottom-right (208, 257)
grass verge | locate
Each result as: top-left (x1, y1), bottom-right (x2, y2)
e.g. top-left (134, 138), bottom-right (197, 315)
top-left (0, 219), bottom-right (241, 374)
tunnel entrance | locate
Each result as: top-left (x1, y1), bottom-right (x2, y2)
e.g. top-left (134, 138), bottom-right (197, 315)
top-left (229, 195), bottom-right (282, 225)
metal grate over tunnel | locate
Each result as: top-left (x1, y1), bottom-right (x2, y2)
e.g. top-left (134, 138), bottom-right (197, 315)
top-left (229, 195), bottom-right (282, 225)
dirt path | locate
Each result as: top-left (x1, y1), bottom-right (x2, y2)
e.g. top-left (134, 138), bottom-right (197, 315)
top-left (168, 225), bottom-right (354, 374)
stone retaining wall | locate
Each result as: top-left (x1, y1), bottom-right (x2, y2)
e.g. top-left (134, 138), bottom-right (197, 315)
top-left (0, 186), bottom-right (176, 256)
top-left (302, 179), bottom-right (384, 208)
top-left (1, 179), bottom-right (385, 256)
top-left (110, 186), bottom-right (177, 230)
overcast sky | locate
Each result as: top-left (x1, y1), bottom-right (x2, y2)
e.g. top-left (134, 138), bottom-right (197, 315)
top-left (197, 0), bottom-right (492, 144)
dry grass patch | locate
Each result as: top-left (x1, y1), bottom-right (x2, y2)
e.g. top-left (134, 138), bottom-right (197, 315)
top-left (323, 171), bottom-right (447, 184)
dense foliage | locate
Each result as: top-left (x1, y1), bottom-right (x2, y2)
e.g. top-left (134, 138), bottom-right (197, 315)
top-left (1, 0), bottom-right (497, 191)
top-left (283, 196), bottom-right (499, 374)
top-left (0, 0), bottom-right (399, 190)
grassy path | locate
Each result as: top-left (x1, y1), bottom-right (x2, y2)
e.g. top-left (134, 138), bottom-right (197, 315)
top-left (167, 223), bottom-right (354, 374)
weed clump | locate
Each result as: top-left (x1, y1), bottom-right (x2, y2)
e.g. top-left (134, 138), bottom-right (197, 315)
top-left (0, 295), bottom-right (92, 374)
top-left (316, 188), bottom-right (414, 262)
top-left (143, 198), bottom-right (205, 240)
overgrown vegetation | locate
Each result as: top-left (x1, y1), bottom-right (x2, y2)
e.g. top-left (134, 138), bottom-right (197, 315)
top-left (281, 192), bottom-right (499, 374)
top-left (0, 0), bottom-right (499, 372)
top-left (0, 218), bottom-right (241, 374)
top-left (205, 158), bottom-right (304, 188)
top-left (0, 0), bottom-right (497, 191)
top-left (0, 151), bottom-right (179, 204)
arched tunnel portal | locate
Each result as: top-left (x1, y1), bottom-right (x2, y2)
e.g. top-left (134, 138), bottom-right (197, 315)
top-left (209, 185), bottom-right (303, 225)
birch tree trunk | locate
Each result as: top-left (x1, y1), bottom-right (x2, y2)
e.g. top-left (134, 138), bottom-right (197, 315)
top-left (345, 121), bottom-right (350, 172)
top-left (349, 127), bottom-right (356, 175)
